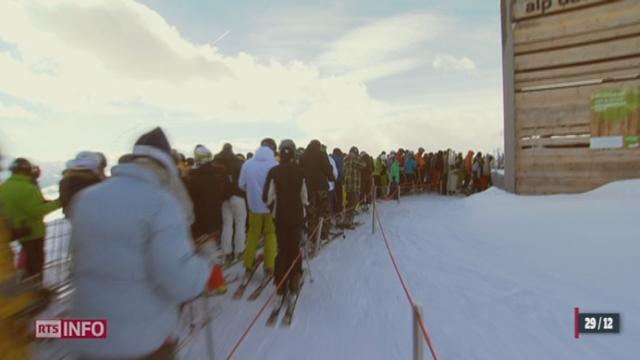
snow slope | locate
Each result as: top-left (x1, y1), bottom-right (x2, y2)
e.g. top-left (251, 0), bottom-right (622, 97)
top-left (184, 181), bottom-right (638, 359)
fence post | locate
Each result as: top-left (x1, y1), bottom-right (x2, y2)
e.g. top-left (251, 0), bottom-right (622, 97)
top-left (414, 304), bottom-right (424, 360)
top-left (314, 218), bottom-right (323, 257)
top-left (371, 175), bottom-right (376, 235)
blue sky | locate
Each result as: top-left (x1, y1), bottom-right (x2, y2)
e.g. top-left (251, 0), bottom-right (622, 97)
top-left (0, 0), bottom-right (503, 178)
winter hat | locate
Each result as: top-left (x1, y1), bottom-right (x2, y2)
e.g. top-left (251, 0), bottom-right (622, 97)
top-left (260, 138), bottom-right (277, 154)
top-left (279, 139), bottom-right (296, 162)
top-left (132, 127), bottom-right (178, 176)
top-left (279, 139), bottom-right (296, 152)
top-left (9, 158), bottom-right (32, 174)
top-left (193, 144), bottom-right (212, 164)
top-left (66, 151), bottom-right (101, 174)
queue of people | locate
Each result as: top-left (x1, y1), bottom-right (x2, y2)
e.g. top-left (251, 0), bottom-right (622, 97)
top-left (0, 126), bottom-right (498, 359)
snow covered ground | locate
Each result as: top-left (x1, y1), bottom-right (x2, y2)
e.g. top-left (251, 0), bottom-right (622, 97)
top-left (184, 180), bottom-right (639, 360)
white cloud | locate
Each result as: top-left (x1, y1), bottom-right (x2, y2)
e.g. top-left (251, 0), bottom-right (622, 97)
top-left (0, 0), bottom-right (502, 160)
top-left (317, 13), bottom-right (448, 81)
top-left (433, 54), bottom-right (477, 73)
top-left (0, 102), bottom-right (37, 120)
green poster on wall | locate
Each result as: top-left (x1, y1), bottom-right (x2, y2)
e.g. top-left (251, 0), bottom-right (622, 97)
top-left (591, 87), bottom-right (640, 149)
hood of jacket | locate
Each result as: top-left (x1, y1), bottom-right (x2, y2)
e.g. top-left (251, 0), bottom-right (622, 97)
top-left (253, 146), bottom-right (276, 162)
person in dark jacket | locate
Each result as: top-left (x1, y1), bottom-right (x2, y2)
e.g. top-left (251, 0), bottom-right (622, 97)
top-left (59, 151), bottom-right (103, 216)
top-left (187, 145), bottom-right (228, 241)
top-left (331, 148), bottom-right (345, 216)
top-left (214, 143), bottom-right (247, 264)
top-left (263, 139), bottom-right (308, 309)
top-left (341, 147), bottom-right (366, 228)
top-left (300, 140), bottom-right (334, 240)
top-left (360, 151), bottom-right (374, 207)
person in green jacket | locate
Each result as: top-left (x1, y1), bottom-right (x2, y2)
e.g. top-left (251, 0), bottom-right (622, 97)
top-left (388, 153), bottom-right (401, 200)
top-left (373, 152), bottom-right (387, 198)
top-left (0, 158), bottom-right (61, 282)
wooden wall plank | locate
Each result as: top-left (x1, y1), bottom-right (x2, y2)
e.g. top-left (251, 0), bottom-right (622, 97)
top-left (518, 124), bottom-right (591, 137)
top-left (518, 147), bottom-right (640, 159)
top-left (517, 105), bottom-right (591, 129)
top-left (520, 136), bottom-right (590, 147)
top-left (515, 57), bottom-right (640, 89)
top-left (515, 35), bottom-right (640, 72)
top-left (516, 22), bottom-right (640, 55)
top-left (515, 78), bottom-right (640, 110)
top-left (515, 57), bottom-right (640, 85)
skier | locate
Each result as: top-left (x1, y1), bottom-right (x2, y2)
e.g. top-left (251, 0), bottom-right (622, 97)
top-left (324, 146), bottom-right (339, 223)
top-left (0, 158), bottom-right (61, 284)
top-left (388, 153), bottom-right (401, 200)
top-left (446, 150), bottom-right (458, 195)
top-left (68, 127), bottom-right (210, 359)
top-left (341, 147), bottom-right (366, 229)
top-left (373, 152), bottom-right (387, 198)
top-left (331, 148), bottom-right (345, 218)
top-left (360, 151), bottom-right (374, 207)
top-left (239, 138), bottom-right (279, 278)
top-left (472, 152), bottom-right (484, 193)
top-left (463, 150), bottom-right (474, 193)
top-left (263, 139), bottom-right (308, 314)
top-left (0, 151), bottom-right (51, 359)
top-left (300, 140), bottom-right (334, 240)
top-left (404, 152), bottom-right (417, 191)
top-left (481, 154), bottom-right (494, 191)
top-left (214, 143), bottom-right (247, 265)
top-left (432, 151), bottom-right (443, 192)
top-left (59, 151), bottom-right (103, 216)
top-left (416, 147), bottom-right (426, 188)
top-left (187, 145), bottom-right (228, 244)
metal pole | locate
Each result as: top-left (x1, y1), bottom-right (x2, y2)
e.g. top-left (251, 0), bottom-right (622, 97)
top-left (371, 175), bottom-right (376, 235)
top-left (414, 304), bottom-right (424, 360)
top-left (205, 299), bottom-right (215, 360)
top-left (314, 218), bottom-right (323, 257)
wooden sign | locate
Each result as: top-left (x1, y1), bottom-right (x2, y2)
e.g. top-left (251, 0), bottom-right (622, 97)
top-left (513, 0), bottom-right (613, 20)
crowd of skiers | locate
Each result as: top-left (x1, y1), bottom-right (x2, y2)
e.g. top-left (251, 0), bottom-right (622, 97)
top-left (0, 126), bottom-right (496, 359)
top-left (372, 148), bottom-right (495, 198)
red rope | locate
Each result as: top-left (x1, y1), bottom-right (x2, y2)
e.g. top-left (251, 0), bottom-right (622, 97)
top-left (374, 210), bottom-right (440, 360)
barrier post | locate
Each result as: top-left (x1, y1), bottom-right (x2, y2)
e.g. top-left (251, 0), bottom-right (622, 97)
top-left (371, 175), bottom-right (376, 235)
top-left (414, 304), bottom-right (424, 360)
top-left (314, 218), bottom-right (323, 257)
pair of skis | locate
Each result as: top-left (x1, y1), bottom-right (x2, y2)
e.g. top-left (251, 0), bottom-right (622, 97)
top-left (266, 274), bottom-right (305, 327)
top-left (232, 257), bottom-right (273, 301)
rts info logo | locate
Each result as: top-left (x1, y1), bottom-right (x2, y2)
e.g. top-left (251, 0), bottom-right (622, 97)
top-left (35, 319), bottom-right (108, 339)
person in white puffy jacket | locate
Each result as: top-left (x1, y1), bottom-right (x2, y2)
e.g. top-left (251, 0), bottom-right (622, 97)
top-left (68, 127), bottom-right (210, 360)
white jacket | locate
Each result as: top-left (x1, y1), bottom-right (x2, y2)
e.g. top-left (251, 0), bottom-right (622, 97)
top-left (68, 163), bottom-right (210, 358)
top-left (238, 146), bottom-right (278, 214)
